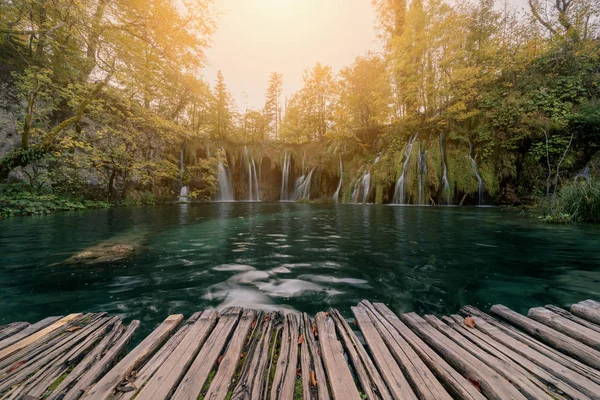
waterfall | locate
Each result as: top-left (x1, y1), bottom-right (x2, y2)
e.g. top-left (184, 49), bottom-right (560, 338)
top-left (293, 167), bottom-right (315, 200)
top-left (214, 149), bottom-right (234, 201)
top-left (393, 135), bottom-right (417, 204)
top-left (178, 147), bottom-right (189, 203)
top-left (440, 132), bottom-right (451, 205)
top-left (179, 185), bottom-right (190, 203)
top-left (333, 155), bottom-right (343, 203)
top-left (244, 147), bottom-right (260, 201)
top-left (468, 139), bottom-right (484, 205)
top-left (350, 165), bottom-right (372, 204)
top-left (280, 152), bottom-right (291, 201)
top-left (417, 141), bottom-right (428, 205)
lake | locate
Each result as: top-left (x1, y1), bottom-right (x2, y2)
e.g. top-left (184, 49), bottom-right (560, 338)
top-left (1, 203), bottom-right (599, 339)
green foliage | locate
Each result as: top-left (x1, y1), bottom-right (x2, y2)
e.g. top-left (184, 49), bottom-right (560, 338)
top-left (553, 180), bottom-right (600, 223)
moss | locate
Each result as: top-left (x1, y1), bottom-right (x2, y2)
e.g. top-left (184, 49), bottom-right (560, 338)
top-left (294, 377), bottom-right (303, 400)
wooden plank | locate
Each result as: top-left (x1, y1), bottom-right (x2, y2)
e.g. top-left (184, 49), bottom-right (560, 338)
top-left (0, 322), bottom-right (30, 341)
top-left (371, 302), bottom-right (486, 400)
top-left (462, 312), bottom-right (600, 399)
top-left (444, 314), bottom-right (587, 400)
top-left (81, 314), bottom-right (182, 399)
top-left (204, 310), bottom-right (257, 400)
top-left (545, 305), bottom-right (600, 334)
top-left (425, 314), bottom-right (557, 400)
top-left (299, 315), bottom-right (312, 400)
top-left (572, 300), bottom-right (600, 326)
top-left (22, 317), bottom-right (116, 398)
top-left (136, 310), bottom-right (219, 400)
top-left (358, 304), bottom-right (450, 400)
top-left (401, 312), bottom-right (526, 400)
top-left (171, 308), bottom-right (242, 400)
top-left (330, 309), bottom-right (392, 400)
top-left (0, 313), bottom-right (82, 361)
top-left (529, 307), bottom-right (600, 351)
top-left (117, 312), bottom-right (204, 400)
top-left (315, 311), bottom-right (361, 400)
top-left (463, 305), bottom-right (600, 386)
top-left (230, 312), bottom-right (275, 400)
top-left (301, 313), bottom-right (329, 400)
top-left (63, 320), bottom-right (140, 400)
top-left (264, 325), bottom-right (283, 399)
top-left (491, 304), bottom-right (600, 369)
top-left (48, 320), bottom-right (125, 399)
top-left (0, 316), bottom-right (62, 351)
top-left (352, 306), bottom-right (416, 400)
top-left (271, 313), bottom-right (300, 400)
top-left (0, 315), bottom-right (111, 393)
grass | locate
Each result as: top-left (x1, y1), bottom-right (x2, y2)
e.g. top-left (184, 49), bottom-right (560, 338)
top-left (537, 179), bottom-right (600, 223)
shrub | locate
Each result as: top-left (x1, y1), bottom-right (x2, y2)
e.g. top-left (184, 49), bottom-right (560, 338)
top-left (556, 180), bottom-right (600, 223)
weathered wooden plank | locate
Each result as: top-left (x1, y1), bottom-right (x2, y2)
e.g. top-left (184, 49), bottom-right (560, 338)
top-left (62, 320), bottom-right (140, 400)
top-left (22, 317), bottom-right (117, 399)
top-left (171, 308), bottom-right (242, 400)
top-left (204, 310), bottom-right (257, 400)
top-left (529, 307), bottom-right (600, 351)
top-left (299, 315), bottom-right (312, 400)
top-left (0, 316), bottom-right (62, 351)
top-left (48, 319), bottom-right (125, 399)
top-left (0, 315), bottom-right (110, 393)
top-left (425, 314), bottom-right (557, 399)
top-left (264, 325), bottom-right (283, 399)
top-left (81, 314), bottom-right (182, 399)
top-left (0, 322), bottom-right (30, 342)
top-left (491, 304), bottom-right (600, 369)
top-left (371, 303), bottom-right (485, 400)
top-left (444, 314), bottom-right (587, 400)
top-left (462, 312), bottom-right (600, 399)
top-left (117, 312), bottom-right (203, 400)
top-left (230, 313), bottom-right (275, 400)
top-left (135, 310), bottom-right (219, 400)
top-left (330, 309), bottom-right (392, 400)
top-left (401, 312), bottom-right (526, 400)
top-left (572, 300), bottom-right (600, 326)
top-left (301, 313), bottom-right (329, 400)
top-left (315, 311), bottom-right (360, 400)
top-left (359, 304), bottom-right (450, 400)
top-left (0, 313), bottom-right (82, 361)
top-left (271, 313), bottom-right (300, 400)
top-left (352, 306), bottom-right (416, 400)
top-left (545, 305), bottom-right (600, 334)
top-left (463, 305), bottom-right (600, 386)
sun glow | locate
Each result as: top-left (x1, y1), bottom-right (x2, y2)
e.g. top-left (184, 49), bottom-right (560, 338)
top-left (205, 0), bottom-right (378, 109)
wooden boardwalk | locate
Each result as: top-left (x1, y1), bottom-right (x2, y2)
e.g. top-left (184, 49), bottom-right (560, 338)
top-left (0, 300), bottom-right (599, 399)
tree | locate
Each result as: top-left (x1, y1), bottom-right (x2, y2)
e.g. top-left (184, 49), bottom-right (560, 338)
top-left (264, 72), bottom-right (284, 140)
top-left (210, 71), bottom-right (235, 140)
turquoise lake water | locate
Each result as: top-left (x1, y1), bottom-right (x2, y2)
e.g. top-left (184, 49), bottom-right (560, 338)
top-left (1, 203), bottom-right (598, 339)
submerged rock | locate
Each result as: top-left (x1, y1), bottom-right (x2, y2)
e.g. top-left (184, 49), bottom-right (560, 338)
top-left (57, 228), bottom-right (148, 266)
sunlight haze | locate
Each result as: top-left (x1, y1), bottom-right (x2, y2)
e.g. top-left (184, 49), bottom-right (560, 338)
top-left (204, 0), bottom-right (379, 109)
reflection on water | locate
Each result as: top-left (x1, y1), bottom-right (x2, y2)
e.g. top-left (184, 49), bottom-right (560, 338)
top-left (1, 203), bottom-right (599, 341)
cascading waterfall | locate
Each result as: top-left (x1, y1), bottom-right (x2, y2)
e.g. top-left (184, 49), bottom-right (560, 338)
top-left (393, 135), bottom-right (418, 204)
top-left (244, 147), bottom-right (260, 201)
top-left (440, 132), bottom-right (451, 205)
top-left (280, 152), bottom-right (291, 201)
top-left (333, 155), bottom-right (343, 203)
top-left (468, 139), bottom-right (484, 205)
top-left (417, 141), bottom-right (428, 205)
top-left (214, 148), bottom-right (234, 201)
top-left (293, 167), bottom-right (315, 200)
top-left (178, 147), bottom-right (190, 203)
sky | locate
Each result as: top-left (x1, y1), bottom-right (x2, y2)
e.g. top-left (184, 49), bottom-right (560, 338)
top-left (202, 0), bottom-right (380, 110)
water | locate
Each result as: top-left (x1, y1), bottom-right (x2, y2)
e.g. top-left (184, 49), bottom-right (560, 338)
top-left (417, 141), bottom-right (428, 205)
top-left (178, 186), bottom-right (190, 203)
top-left (244, 147), bottom-right (260, 202)
top-left (468, 139), bottom-right (484, 206)
top-left (333, 156), bottom-right (343, 203)
top-left (1, 204), bottom-right (599, 341)
top-left (215, 160), bottom-right (234, 201)
top-left (293, 168), bottom-right (315, 200)
top-left (280, 152), bottom-right (291, 201)
top-left (440, 132), bottom-right (451, 205)
top-left (393, 135), bottom-right (417, 204)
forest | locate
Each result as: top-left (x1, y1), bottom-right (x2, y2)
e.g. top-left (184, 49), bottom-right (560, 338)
top-left (0, 0), bottom-right (599, 221)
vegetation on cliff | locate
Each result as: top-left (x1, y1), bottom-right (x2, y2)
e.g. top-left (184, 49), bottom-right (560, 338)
top-left (0, 0), bottom-right (599, 219)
